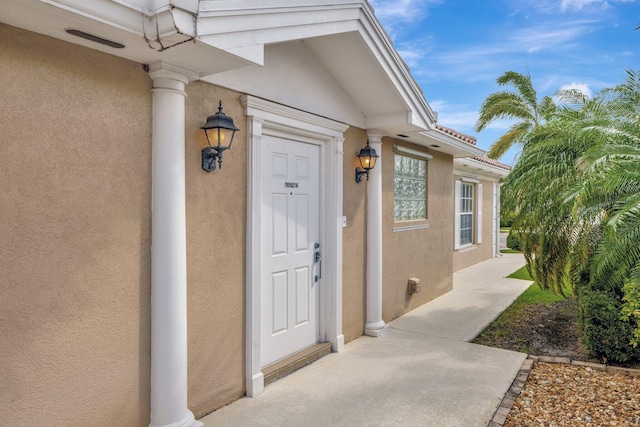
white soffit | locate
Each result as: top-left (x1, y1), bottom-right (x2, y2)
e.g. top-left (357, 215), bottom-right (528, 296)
top-left (0, 0), bottom-right (254, 75)
top-left (454, 157), bottom-right (510, 180)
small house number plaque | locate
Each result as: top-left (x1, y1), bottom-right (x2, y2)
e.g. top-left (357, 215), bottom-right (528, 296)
top-left (285, 182), bottom-right (299, 188)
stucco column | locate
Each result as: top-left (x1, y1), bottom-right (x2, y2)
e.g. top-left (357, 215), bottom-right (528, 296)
top-left (364, 133), bottom-right (387, 337)
top-left (148, 63), bottom-right (203, 427)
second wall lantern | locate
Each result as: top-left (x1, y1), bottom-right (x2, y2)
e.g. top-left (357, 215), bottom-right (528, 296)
top-left (201, 101), bottom-right (240, 172)
top-left (355, 140), bottom-right (379, 183)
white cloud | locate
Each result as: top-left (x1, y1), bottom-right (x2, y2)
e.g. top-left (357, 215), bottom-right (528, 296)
top-left (561, 0), bottom-right (602, 11)
top-left (561, 0), bottom-right (637, 11)
top-left (510, 20), bottom-right (596, 53)
top-left (422, 18), bottom-right (598, 84)
top-left (514, 0), bottom-right (636, 14)
top-left (429, 100), bottom-right (478, 131)
top-left (557, 82), bottom-right (593, 98)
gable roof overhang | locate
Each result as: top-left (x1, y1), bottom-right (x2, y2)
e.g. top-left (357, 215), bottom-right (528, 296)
top-left (454, 157), bottom-right (511, 181)
top-left (1, 0), bottom-right (481, 158)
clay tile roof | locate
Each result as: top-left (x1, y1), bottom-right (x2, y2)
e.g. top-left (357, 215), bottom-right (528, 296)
top-left (435, 124), bottom-right (477, 145)
top-left (471, 156), bottom-right (512, 171)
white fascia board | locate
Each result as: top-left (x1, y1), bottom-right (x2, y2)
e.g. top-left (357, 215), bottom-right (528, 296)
top-left (151, 0), bottom-right (199, 13)
top-left (365, 111), bottom-right (420, 131)
top-left (422, 130), bottom-right (485, 158)
top-left (117, 0), bottom-right (199, 14)
top-left (454, 158), bottom-right (510, 181)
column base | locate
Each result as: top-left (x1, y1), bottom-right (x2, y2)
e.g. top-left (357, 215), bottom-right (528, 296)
top-left (246, 372), bottom-right (264, 398)
top-left (150, 410), bottom-right (202, 427)
top-left (332, 334), bottom-right (345, 352)
top-left (364, 322), bottom-right (388, 337)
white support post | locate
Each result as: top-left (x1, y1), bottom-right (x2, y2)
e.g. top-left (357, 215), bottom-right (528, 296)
top-left (245, 115), bottom-right (265, 398)
top-left (148, 63), bottom-right (203, 427)
top-left (329, 136), bottom-right (345, 351)
top-left (364, 133), bottom-right (387, 337)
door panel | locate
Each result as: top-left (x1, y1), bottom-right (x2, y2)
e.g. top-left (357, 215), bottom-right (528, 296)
top-left (261, 135), bottom-right (320, 366)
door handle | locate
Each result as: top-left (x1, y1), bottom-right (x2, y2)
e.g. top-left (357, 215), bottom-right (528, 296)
top-left (314, 242), bottom-right (321, 282)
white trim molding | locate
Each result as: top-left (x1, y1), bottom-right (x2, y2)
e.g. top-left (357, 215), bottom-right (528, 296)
top-left (243, 95), bottom-right (347, 397)
top-left (460, 176), bottom-right (479, 183)
top-left (393, 144), bottom-right (433, 160)
top-left (476, 183), bottom-right (483, 244)
top-left (454, 180), bottom-right (461, 250)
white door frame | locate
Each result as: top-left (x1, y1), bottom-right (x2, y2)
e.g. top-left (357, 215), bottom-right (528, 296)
top-left (242, 95), bottom-right (347, 397)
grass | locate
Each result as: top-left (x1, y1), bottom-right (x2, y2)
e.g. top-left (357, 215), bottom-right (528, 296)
top-left (507, 265), bottom-right (532, 280)
top-left (507, 265), bottom-right (570, 304)
top-left (500, 248), bottom-right (522, 254)
top-left (474, 265), bottom-right (570, 345)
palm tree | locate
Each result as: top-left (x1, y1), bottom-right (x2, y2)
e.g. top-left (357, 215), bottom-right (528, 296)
top-left (503, 96), bottom-right (599, 294)
top-left (497, 69), bottom-right (640, 359)
top-left (571, 70), bottom-right (640, 348)
top-left (475, 71), bottom-right (555, 160)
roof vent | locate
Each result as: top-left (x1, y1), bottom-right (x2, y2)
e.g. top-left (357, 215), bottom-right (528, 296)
top-left (65, 29), bottom-right (124, 49)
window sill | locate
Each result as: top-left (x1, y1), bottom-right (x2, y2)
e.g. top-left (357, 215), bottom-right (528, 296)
top-left (393, 220), bottom-right (429, 233)
top-left (457, 244), bottom-right (477, 253)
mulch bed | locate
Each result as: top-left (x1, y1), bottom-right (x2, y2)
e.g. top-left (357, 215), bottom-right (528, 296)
top-left (505, 361), bottom-right (640, 426)
top-left (478, 296), bottom-right (640, 426)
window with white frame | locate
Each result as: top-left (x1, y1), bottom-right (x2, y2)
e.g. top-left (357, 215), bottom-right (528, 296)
top-left (455, 179), bottom-right (483, 249)
top-left (460, 183), bottom-right (474, 245)
top-left (394, 154), bottom-right (427, 221)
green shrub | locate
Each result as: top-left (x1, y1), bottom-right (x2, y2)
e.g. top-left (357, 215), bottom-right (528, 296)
top-left (506, 231), bottom-right (522, 251)
top-left (577, 287), bottom-right (640, 362)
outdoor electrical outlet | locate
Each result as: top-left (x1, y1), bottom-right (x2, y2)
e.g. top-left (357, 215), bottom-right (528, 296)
top-left (408, 277), bottom-right (422, 295)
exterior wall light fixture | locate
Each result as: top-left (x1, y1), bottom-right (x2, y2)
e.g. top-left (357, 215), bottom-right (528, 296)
top-left (355, 140), bottom-right (379, 183)
top-left (201, 100), bottom-right (240, 172)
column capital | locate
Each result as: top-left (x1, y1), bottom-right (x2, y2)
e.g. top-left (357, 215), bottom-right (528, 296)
top-left (149, 62), bottom-right (199, 92)
top-left (366, 131), bottom-right (384, 144)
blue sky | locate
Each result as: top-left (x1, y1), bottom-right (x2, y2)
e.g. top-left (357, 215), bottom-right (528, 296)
top-left (369, 0), bottom-right (640, 165)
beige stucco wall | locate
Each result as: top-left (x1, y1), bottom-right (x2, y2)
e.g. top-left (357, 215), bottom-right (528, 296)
top-left (341, 128), bottom-right (368, 344)
top-left (0, 23), bottom-right (472, 424)
top-left (185, 83), bottom-right (247, 417)
top-left (381, 139), bottom-right (454, 322)
top-left (0, 24), bottom-right (152, 426)
top-left (452, 176), bottom-right (496, 272)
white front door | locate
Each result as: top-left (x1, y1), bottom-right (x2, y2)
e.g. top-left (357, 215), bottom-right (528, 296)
top-left (260, 135), bottom-right (321, 367)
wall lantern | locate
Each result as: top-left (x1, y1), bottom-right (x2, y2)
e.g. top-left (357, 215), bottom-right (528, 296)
top-left (355, 140), bottom-right (379, 183)
top-left (201, 101), bottom-right (240, 172)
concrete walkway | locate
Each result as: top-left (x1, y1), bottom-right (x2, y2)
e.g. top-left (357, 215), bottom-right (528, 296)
top-left (200, 254), bottom-right (531, 427)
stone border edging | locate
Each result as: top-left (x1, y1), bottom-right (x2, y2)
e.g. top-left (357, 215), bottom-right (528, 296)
top-left (488, 355), bottom-right (640, 426)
